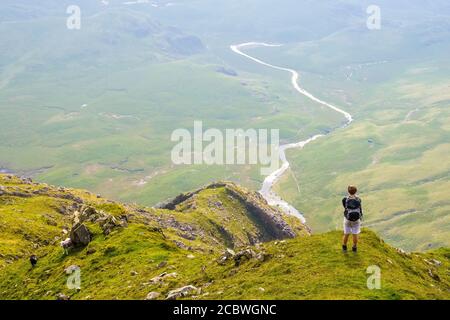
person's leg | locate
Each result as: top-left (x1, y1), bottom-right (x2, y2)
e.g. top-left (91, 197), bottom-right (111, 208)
top-left (342, 234), bottom-right (349, 252)
top-left (352, 220), bottom-right (361, 252)
top-left (352, 234), bottom-right (358, 247)
top-left (343, 234), bottom-right (350, 245)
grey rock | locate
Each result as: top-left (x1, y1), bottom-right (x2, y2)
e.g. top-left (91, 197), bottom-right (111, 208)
top-left (430, 259), bottom-right (442, 267)
top-left (217, 248), bottom-right (236, 265)
top-left (69, 223), bottom-right (91, 246)
top-left (166, 285), bottom-right (198, 300)
top-left (56, 293), bottom-right (70, 300)
top-left (145, 292), bottom-right (161, 300)
top-left (150, 272), bottom-right (178, 285)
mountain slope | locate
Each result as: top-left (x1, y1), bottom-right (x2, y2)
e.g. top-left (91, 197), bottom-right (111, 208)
top-left (0, 174), bottom-right (448, 300)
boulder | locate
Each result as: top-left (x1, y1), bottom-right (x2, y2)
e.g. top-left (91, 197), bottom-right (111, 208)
top-left (145, 292), bottom-right (161, 300)
top-left (69, 223), bottom-right (91, 246)
top-left (166, 285), bottom-right (198, 300)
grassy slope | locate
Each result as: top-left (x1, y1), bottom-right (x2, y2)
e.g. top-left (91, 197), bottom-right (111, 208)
top-left (0, 174), bottom-right (448, 300)
top-left (203, 231), bottom-right (449, 300)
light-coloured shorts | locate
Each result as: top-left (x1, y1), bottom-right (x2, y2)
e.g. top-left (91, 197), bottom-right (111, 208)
top-left (343, 218), bottom-right (361, 235)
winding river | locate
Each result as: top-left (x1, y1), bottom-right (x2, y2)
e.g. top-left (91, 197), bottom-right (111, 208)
top-left (230, 42), bottom-right (353, 223)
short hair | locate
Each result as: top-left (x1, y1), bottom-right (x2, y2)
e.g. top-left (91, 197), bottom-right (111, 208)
top-left (348, 185), bottom-right (357, 195)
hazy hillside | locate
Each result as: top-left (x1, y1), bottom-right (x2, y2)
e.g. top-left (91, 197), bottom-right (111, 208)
top-left (0, 174), bottom-right (448, 300)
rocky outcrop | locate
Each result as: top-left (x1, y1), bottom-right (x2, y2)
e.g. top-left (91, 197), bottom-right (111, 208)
top-left (155, 182), bottom-right (303, 243)
top-left (73, 205), bottom-right (125, 235)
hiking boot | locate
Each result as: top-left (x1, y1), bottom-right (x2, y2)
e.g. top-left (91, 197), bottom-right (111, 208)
top-left (342, 245), bottom-right (348, 252)
top-left (352, 246), bottom-right (357, 253)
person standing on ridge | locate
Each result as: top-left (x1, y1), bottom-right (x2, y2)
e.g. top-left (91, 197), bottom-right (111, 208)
top-left (342, 185), bottom-right (363, 253)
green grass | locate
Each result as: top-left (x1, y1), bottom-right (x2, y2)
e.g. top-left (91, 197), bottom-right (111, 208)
top-left (0, 175), bottom-right (448, 300)
top-left (201, 230), bottom-right (450, 300)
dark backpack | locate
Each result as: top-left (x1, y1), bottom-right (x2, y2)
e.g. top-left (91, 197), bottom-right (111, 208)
top-left (345, 197), bottom-right (361, 221)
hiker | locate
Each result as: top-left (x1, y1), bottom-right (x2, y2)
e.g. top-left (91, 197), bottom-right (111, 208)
top-left (342, 185), bottom-right (363, 253)
top-left (30, 255), bottom-right (38, 268)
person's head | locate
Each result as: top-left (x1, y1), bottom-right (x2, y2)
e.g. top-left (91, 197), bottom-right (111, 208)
top-left (348, 185), bottom-right (357, 196)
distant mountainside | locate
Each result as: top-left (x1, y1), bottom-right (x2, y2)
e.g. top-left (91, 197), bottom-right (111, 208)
top-left (0, 6), bottom-right (204, 70)
top-left (0, 174), bottom-right (448, 300)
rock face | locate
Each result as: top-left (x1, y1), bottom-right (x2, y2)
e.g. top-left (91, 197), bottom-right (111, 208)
top-left (69, 223), bottom-right (91, 247)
